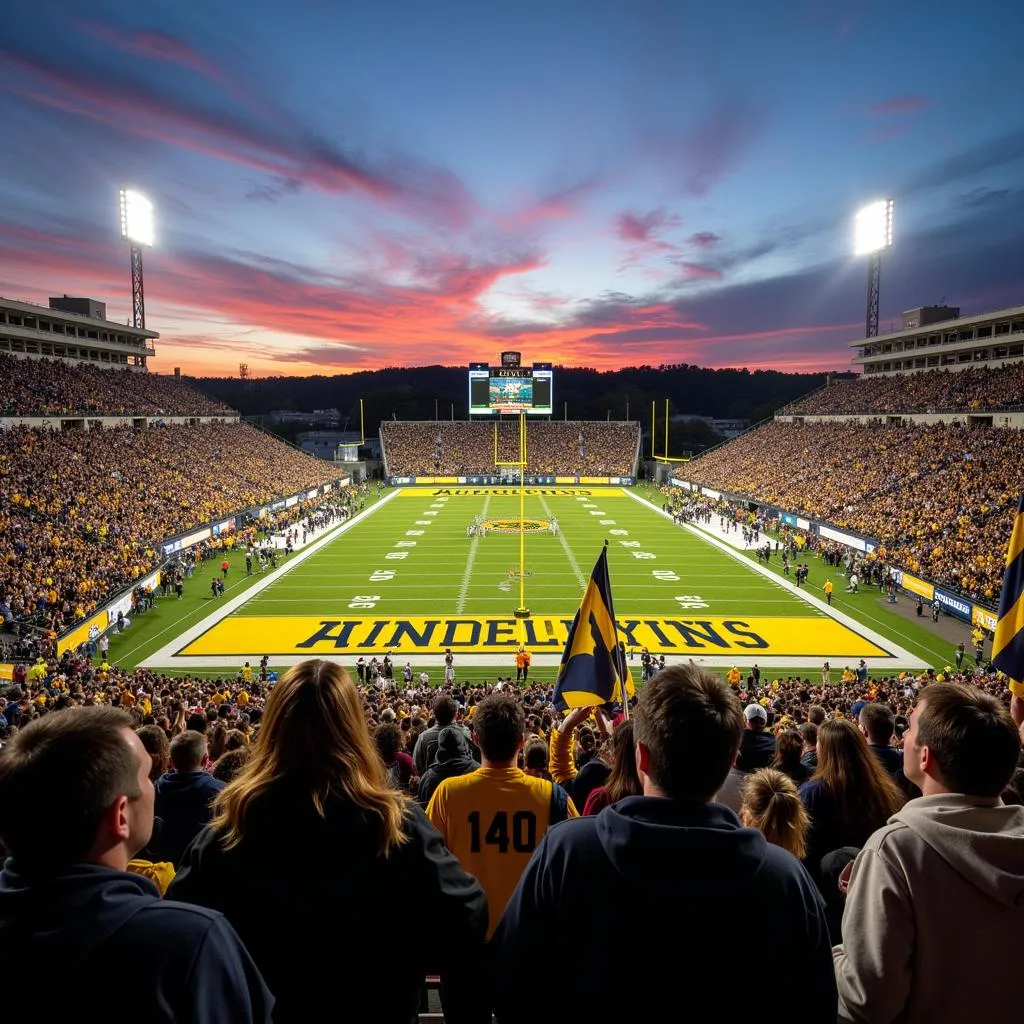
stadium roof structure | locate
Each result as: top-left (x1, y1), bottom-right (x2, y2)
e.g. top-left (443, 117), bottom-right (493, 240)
top-left (0, 294), bottom-right (158, 370)
top-left (849, 302), bottom-right (1024, 377)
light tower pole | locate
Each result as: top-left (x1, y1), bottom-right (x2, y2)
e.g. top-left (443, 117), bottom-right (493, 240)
top-left (854, 199), bottom-right (894, 338)
top-left (119, 189), bottom-right (155, 329)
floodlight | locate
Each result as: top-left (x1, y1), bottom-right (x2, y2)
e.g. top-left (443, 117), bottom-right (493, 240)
top-left (853, 199), bottom-right (893, 256)
top-left (119, 188), bottom-right (155, 247)
top-left (854, 198), bottom-right (894, 338)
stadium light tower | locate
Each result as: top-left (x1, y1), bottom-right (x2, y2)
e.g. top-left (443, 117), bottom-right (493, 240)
top-left (853, 198), bottom-right (894, 338)
top-left (119, 188), bottom-right (155, 329)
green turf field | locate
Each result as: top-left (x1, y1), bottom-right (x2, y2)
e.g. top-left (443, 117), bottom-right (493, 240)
top-left (127, 486), bottom-right (944, 677)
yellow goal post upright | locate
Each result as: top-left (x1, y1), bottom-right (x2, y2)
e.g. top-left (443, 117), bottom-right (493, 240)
top-left (650, 397), bottom-right (692, 464)
top-left (494, 411), bottom-right (530, 627)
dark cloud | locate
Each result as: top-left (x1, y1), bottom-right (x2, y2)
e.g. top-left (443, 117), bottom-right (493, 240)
top-left (246, 176), bottom-right (304, 202)
top-left (902, 127), bottom-right (1024, 196)
top-left (687, 232), bottom-right (721, 248)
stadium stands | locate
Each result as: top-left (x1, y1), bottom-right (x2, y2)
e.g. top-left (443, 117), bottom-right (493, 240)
top-left (0, 354), bottom-right (232, 417)
top-left (381, 420), bottom-right (640, 477)
top-left (782, 363), bottom-right (1024, 416)
top-left (683, 420), bottom-right (1024, 602)
top-left (1, 422), bottom-right (346, 636)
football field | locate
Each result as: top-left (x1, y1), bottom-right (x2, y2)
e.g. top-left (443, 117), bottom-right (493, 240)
top-left (141, 487), bottom-right (927, 672)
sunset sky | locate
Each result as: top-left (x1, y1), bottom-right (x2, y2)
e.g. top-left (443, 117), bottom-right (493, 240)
top-left (1, 0), bottom-right (1022, 377)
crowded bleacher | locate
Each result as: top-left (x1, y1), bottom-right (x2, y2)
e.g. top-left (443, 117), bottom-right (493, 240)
top-left (381, 420), bottom-right (640, 477)
top-left (0, 652), bottom-right (1020, 1021)
top-left (1, 421), bottom-right (346, 638)
top-left (0, 354), bottom-right (233, 417)
top-left (684, 419), bottom-right (1023, 602)
top-left (781, 363), bottom-right (1024, 415)
top-left (1, 350), bottom-right (1022, 1023)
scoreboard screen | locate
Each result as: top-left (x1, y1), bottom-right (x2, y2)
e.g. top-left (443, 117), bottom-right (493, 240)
top-left (468, 364), bottom-right (553, 415)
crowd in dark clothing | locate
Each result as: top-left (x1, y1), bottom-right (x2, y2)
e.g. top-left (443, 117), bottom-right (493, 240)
top-left (1, 658), bottom-right (1020, 1023)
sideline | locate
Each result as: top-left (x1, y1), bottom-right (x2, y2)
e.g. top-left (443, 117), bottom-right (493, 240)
top-left (623, 488), bottom-right (928, 669)
top-left (138, 490), bottom-right (401, 667)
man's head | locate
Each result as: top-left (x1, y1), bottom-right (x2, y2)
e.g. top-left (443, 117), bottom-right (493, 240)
top-left (798, 722), bottom-right (818, 751)
top-left (905, 683), bottom-right (1021, 797)
top-left (169, 730), bottom-right (207, 773)
top-left (633, 664), bottom-right (744, 802)
top-left (472, 695), bottom-right (525, 765)
top-left (807, 705), bottom-right (826, 726)
top-left (433, 695), bottom-right (457, 728)
top-left (858, 703), bottom-right (896, 746)
top-left (0, 707), bottom-right (154, 869)
top-left (743, 703), bottom-right (768, 731)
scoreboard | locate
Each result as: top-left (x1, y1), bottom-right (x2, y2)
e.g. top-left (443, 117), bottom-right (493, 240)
top-left (468, 362), bottom-right (553, 415)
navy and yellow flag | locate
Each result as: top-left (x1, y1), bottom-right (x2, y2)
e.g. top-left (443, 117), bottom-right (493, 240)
top-left (993, 490), bottom-right (1024, 698)
top-left (553, 545), bottom-right (635, 710)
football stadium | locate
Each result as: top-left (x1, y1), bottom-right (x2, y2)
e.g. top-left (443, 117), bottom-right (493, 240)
top-left (2, 7), bottom-right (1024, 1021)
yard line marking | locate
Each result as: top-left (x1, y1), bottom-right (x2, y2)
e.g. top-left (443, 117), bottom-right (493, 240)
top-left (456, 494), bottom-right (491, 613)
top-left (136, 489), bottom-right (401, 665)
top-left (539, 495), bottom-right (587, 589)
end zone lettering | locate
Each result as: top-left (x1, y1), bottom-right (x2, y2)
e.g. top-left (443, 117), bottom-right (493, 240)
top-left (177, 614), bottom-right (890, 658)
top-left (432, 487), bottom-right (593, 496)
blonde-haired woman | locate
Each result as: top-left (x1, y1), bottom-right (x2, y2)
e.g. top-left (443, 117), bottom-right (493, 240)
top-left (168, 660), bottom-right (487, 1023)
top-left (740, 768), bottom-right (810, 860)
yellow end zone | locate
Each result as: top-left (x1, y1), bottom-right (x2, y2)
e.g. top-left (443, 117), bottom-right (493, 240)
top-left (396, 487), bottom-right (625, 497)
top-left (178, 615), bottom-right (891, 658)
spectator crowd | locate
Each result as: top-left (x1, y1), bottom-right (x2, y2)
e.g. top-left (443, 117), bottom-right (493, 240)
top-left (684, 420), bottom-right (1024, 602)
top-left (0, 355), bottom-right (233, 417)
top-left (0, 655), bottom-right (1020, 1022)
top-left (1, 422), bottom-right (346, 639)
top-left (381, 420), bottom-right (639, 478)
top-left (782, 363), bottom-right (1024, 416)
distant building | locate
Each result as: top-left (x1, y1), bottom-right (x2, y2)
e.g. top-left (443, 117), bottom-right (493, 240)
top-left (851, 303), bottom-right (1024, 376)
top-left (0, 295), bottom-right (158, 369)
top-left (295, 430), bottom-right (372, 482)
top-left (670, 414), bottom-right (750, 438)
top-left (901, 306), bottom-right (960, 331)
top-left (265, 408), bottom-right (340, 426)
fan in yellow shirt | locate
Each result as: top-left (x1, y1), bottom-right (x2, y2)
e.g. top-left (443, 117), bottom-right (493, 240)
top-left (427, 694), bottom-right (577, 937)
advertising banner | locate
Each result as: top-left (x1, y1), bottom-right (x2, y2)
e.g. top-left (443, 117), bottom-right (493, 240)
top-left (57, 609), bottom-right (109, 656)
top-left (898, 572), bottom-right (935, 601)
top-left (819, 525), bottom-right (869, 552)
top-left (972, 605), bottom-right (999, 632)
top-left (933, 588), bottom-right (972, 621)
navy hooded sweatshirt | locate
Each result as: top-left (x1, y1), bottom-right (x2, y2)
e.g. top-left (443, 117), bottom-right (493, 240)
top-left (153, 770), bottom-right (225, 866)
top-left (0, 861), bottom-right (273, 1023)
top-left (418, 724), bottom-right (480, 806)
top-left (491, 796), bottom-right (837, 1023)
